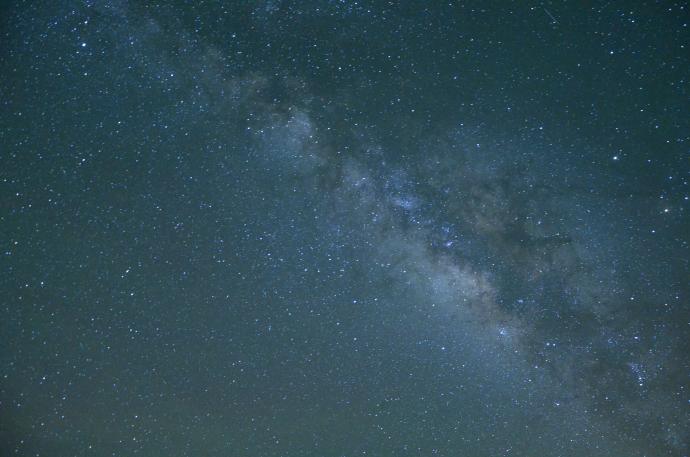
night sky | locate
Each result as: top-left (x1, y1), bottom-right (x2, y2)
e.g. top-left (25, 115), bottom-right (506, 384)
top-left (1, 1), bottom-right (689, 456)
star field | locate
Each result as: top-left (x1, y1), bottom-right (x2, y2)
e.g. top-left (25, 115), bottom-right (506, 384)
top-left (1, 1), bottom-right (689, 456)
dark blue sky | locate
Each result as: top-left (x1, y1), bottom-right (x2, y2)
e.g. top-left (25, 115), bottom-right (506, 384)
top-left (1, 1), bottom-right (688, 456)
